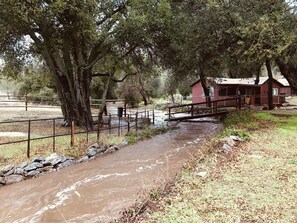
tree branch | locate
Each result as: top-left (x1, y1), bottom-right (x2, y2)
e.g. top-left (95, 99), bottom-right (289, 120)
top-left (96, 4), bottom-right (126, 26)
top-left (92, 72), bottom-right (110, 77)
top-left (112, 73), bottom-right (137, 82)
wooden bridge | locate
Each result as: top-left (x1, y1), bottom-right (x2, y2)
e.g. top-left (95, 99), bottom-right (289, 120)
top-left (165, 97), bottom-right (247, 121)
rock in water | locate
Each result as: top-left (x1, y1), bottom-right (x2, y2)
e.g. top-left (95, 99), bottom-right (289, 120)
top-left (86, 148), bottom-right (97, 158)
top-left (26, 170), bottom-right (40, 177)
top-left (0, 177), bottom-right (5, 184)
top-left (5, 175), bottom-right (24, 185)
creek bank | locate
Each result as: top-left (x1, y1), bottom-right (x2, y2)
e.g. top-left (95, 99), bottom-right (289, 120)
top-left (118, 134), bottom-right (245, 222)
top-left (0, 143), bottom-right (119, 187)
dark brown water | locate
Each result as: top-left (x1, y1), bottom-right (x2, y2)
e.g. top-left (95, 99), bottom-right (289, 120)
top-left (0, 121), bottom-right (222, 223)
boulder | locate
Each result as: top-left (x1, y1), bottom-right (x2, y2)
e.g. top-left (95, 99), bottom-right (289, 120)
top-left (196, 171), bottom-right (208, 178)
top-left (230, 135), bottom-right (244, 142)
top-left (4, 168), bottom-right (15, 176)
top-left (227, 138), bottom-right (237, 147)
top-left (78, 156), bottom-right (89, 163)
top-left (0, 170), bottom-right (3, 177)
top-left (86, 148), bottom-right (97, 158)
top-left (32, 157), bottom-right (45, 163)
top-left (41, 160), bottom-right (53, 167)
top-left (15, 167), bottom-right (25, 175)
top-left (57, 160), bottom-right (75, 169)
top-left (24, 162), bottom-right (43, 171)
top-left (5, 175), bottom-right (24, 185)
top-left (45, 153), bottom-right (59, 161)
top-left (17, 162), bottom-right (28, 169)
top-left (0, 177), bottom-right (5, 184)
top-left (51, 157), bottom-right (66, 166)
top-left (38, 166), bottom-right (53, 172)
top-left (26, 170), bottom-right (40, 177)
top-left (1, 164), bottom-right (15, 174)
top-left (105, 147), bottom-right (116, 154)
top-left (223, 143), bottom-right (232, 151)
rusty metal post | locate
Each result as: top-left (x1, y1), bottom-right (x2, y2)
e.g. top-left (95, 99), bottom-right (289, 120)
top-left (136, 112), bottom-right (138, 132)
top-left (27, 120), bottom-right (31, 158)
top-left (97, 122), bottom-right (100, 142)
top-left (124, 100), bottom-right (127, 117)
top-left (25, 93), bottom-right (28, 111)
top-left (53, 119), bottom-right (56, 152)
top-left (118, 116), bottom-right (121, 136)
top-left (71, 118), bottom-right (74, 146)
top-left (128, 114), bottom-right (130, 132)
top-left (109, 114), bottom-right (111, 135)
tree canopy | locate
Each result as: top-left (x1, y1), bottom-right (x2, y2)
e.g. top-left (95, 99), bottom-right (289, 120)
top-left (1, 0), bottom-right (297, 118)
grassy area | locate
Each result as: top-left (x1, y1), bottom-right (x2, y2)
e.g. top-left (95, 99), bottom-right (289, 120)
top-left (0, 125), bottom-right (175, 168)
top-left (141, 110), bottom-right (297, 223)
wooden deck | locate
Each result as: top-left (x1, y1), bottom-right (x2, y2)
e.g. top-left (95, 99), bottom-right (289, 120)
top-left (165, 97), bottom-right (245, 121)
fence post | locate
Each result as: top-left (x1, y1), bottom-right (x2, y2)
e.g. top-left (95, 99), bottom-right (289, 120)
top-left (27, 120), bottom-right (31, 158)
top-left (124, 100), bottom-right (127, 117)
top-left (152, 110), bottom-right (155, 125)
top-left (128, 114), bottom-right (130, 132)
top-left (53, 119), bottom-right (56, 152)
top-left (136, 112), bottom-right (138, 132)
top-left (25, 93), bottom-right (28, 111)
top-left (97, 121), bottom-right (100, 142)
top-left (118, 116), bottom-right (121, 136)
top-left (71, 118), bottom-right (74, 146)
top-left (109, 114), bottom-right (111, 135)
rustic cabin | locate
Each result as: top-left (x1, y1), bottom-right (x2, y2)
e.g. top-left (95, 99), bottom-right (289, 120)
top-left (278, 78), bottom-right (297, 96)
top-left (191, 77), bottom-right (289, 106)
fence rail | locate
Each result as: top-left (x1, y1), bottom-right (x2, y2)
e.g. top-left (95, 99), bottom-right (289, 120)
top-left (0, 110), bottom-right (155, 159)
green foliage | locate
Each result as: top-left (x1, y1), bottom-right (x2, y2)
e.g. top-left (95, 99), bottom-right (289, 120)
top-left (125, 125), bottom-right (174, 145)
top-left (223, 111), bottom-right (256, 129)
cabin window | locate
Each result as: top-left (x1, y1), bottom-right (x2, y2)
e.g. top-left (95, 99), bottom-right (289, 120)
top-left (273, 88), bottom-right (278, 96)
top-left (219, 88), bottom-right (227, 96)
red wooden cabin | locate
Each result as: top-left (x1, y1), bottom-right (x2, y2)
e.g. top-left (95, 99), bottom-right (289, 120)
top-left (191, 77), bottom-right (288, 106)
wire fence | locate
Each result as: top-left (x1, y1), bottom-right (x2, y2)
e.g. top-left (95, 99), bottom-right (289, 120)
top-left (0, 94), bottom-right (127, 112)
top-left (0, 110), bottom-right (155, 163)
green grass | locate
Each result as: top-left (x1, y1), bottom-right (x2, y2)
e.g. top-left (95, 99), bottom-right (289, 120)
top-left (145, 110), bottom-right (297, 223)
top-left (125, 125), bottom-right (175, 145)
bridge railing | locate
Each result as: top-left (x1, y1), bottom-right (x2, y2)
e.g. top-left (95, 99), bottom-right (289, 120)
top-left (166, 97), bottom-right (245, 121)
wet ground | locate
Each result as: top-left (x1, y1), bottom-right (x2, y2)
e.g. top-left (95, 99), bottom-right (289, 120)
top-left (0, 120), bottom-right (222, 223)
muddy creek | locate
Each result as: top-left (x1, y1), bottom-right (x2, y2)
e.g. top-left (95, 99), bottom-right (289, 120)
top-left (0, 120), bottom-right (222, 223)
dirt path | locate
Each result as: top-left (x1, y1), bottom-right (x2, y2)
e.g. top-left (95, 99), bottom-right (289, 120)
top-left (0, 120), bottom-right (222, 223)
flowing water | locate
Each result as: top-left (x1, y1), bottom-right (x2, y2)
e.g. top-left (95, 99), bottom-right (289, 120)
top-left (0, 120), bottom-right (222, 223)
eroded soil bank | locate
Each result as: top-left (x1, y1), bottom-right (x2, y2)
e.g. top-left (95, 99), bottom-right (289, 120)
top-left (0, 120), bottom-right (222, 223)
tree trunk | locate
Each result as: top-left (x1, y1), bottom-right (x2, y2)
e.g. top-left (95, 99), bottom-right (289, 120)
top-left (265, 59), bottom-right (274, 110)
top-left (138, 74), bottom-right (149, 106)
top-left (170, 93), bottom-right (175, 104)
top-left (254, 65), bottom-right (262, 85)
top-left (45, 50), bottom-right (93, 129)
top-left (200, 70), bottom-right (211, 107)
top-left (275, 57), bottom-right (297, 91)
top-left (98, 74), bottom-right (112, 125)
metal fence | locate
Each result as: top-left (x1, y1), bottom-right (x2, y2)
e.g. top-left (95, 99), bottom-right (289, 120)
top-left (0, 110), bottom-right (155, 160)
